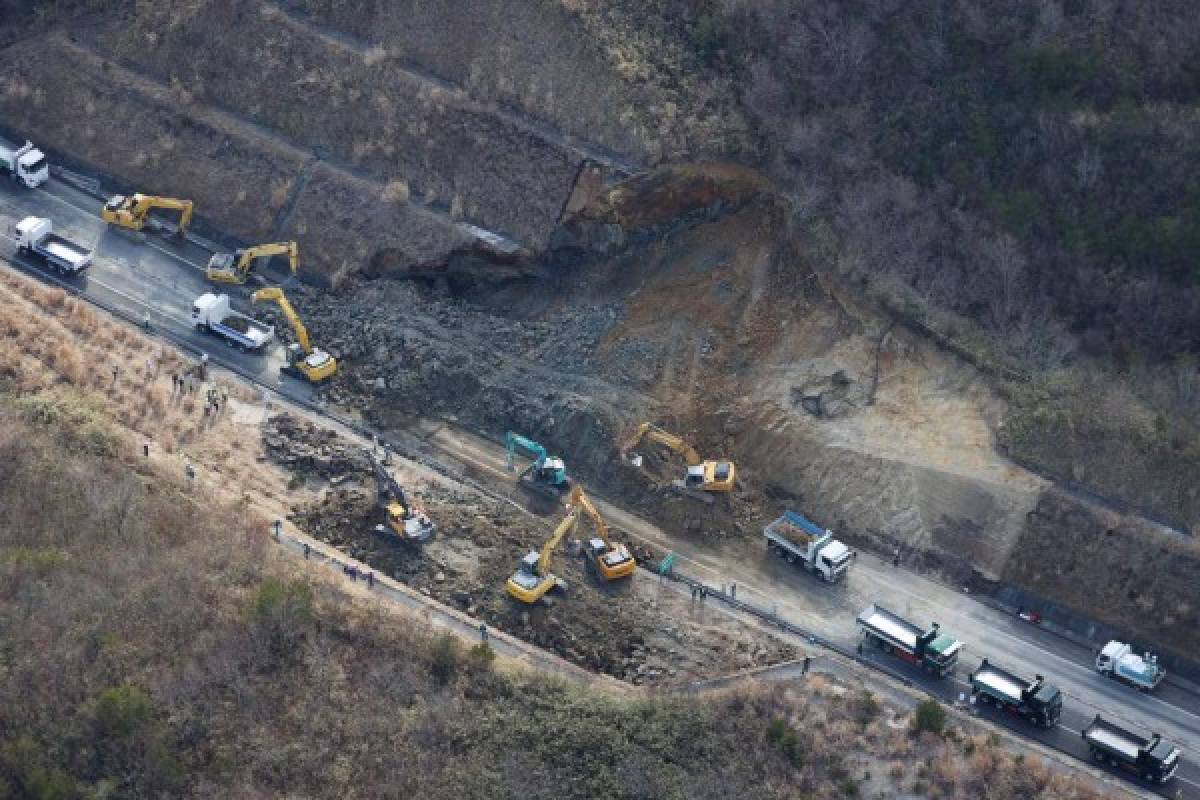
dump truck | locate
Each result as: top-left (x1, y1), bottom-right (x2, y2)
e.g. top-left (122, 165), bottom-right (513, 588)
top-left (764, 511), bottom-right (851, 582)
top-left (857, 604), bottom-right (962, 676)
top-left (190, 293), bottom-right (273, 351)
top-left (1082, 715), bottom-right (1180, 784)
top-left (14, 216), bottom-right (92, 274)
top-left (969, 658), bottom-right (1062, 727)
top-left (0, 139), bottom-right (48, 188)
top-left (1096, 640), bottom-right (1165, 691)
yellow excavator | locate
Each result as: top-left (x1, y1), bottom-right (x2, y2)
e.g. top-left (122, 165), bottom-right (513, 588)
top-left (621, 422), bottom-right (736, 502)
top-left (506, 504), bottom-right (579, 604)
top-left (250, 287), bottom-right (337, 382)
top-left (101, 193), bottom-right (194, 236)
top-left (363, 449), bottom-right (435, 543)
top-left (569, 486), bottom-right (635, 581)
top-left (206, 241), bottom-right (298, 285)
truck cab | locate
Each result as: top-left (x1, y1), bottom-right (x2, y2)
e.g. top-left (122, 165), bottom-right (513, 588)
top-left (1, 141), bottom-right (49, 188)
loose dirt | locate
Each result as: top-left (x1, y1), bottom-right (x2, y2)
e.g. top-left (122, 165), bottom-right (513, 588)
top-left (266, 413), bottom-right (797, 685)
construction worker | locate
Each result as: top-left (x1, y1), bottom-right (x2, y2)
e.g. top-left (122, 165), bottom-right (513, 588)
top-left (479, 623), bottom-right (489, 644)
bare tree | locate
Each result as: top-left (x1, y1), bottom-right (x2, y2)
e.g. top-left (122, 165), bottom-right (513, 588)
top-left (985, 233), bottom-right (1027, 332)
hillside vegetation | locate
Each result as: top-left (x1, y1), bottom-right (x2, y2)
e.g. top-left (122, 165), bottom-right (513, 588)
top-left (723, 0), bottom-right (1200, 528)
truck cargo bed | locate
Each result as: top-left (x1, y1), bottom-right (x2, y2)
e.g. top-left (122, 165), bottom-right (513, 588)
top-left (972, 662), bottom-right (1026, 700)
top-left (857, 604), bottom-right (922, 651)
top-left (1085, 719), bottom-right (1143, 760)
top-left (764, 511), bottom-right (825, 545)
top-left (39, 235), bottom-right (91, 268)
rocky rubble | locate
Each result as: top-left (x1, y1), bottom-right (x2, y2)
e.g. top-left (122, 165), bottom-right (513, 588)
top-left (261, 414), bottom-right (369, 479)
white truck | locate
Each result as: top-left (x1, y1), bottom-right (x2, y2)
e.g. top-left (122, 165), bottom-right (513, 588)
top-left (190, 293), bottom-right (274, 351)
top-left (764, 510), bottom-right (851, 582)
top-left (1096, 640), bottom-right (1165, 691)
top-left (14, 216), bottom-right (92, 274)
top-left (0, 140), bottom-right (49, 188)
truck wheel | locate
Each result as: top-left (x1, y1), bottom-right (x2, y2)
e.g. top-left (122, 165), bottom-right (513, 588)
top-left (785, 553), bottom-right (795, 564)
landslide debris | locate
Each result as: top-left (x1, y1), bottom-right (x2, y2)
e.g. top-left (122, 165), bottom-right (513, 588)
top-left (265, 412), bottom-right (796, 684)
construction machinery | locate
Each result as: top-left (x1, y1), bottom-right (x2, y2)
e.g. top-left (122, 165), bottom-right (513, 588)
top-left (207, 241), bottom-right (298, 285)
top-left (506, 504), bottom-right (578, 603)
top-left (620, 422), bottom-right (736, 501)
top-left (101, 193), bottom-right (194, 236)
top-left (250, 287), bottom-right (337, 382)
top-left (505, 431), bottom-right (571, 499)
top-left (568, 486), bottom-right (635, 581)
top-left (363, 448), bottom-right (435, 543)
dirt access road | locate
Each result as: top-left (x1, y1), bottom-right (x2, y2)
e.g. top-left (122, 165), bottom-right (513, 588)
top-left (1, 173), bottom-right (1197, 797)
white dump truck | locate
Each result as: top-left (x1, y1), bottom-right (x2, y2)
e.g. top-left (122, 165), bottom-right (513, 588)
top-left (0, 140), bottom-right (49, 188)
top-left (14, 216), bottom-right (92, 274)
top-left (1096, 640), bottom-right (1165, 691)
top-left (764, 510), bottom-right (851, 582)
top-left (190, 293), bottom-right (274, 351)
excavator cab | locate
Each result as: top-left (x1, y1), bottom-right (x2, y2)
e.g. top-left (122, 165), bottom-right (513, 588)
top-left (287, 343), bottom-right (337, 383)
top-left (685, 461), bottom-right (736, 493)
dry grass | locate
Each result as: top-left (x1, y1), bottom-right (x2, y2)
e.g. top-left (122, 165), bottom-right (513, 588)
top-left (0, 271), bottom-right (242, 471)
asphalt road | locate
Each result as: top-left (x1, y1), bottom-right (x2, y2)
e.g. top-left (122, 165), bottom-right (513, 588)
top-left (1, 174), bottom-right (1197, 797)
top-left (0, 175), bottom-right (314, 402)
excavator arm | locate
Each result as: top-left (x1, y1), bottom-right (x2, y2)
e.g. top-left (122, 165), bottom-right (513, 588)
top-left (505, 431), bottom-right (547, 470)
top-left (251, 286), bottom-right (312, 354)
top-left (211, 241), bottom-right (298, 284)
top-left (364, 448), bottom-right (409, 510)
top-left (538, 505), bottom-right (580, 575)
top-left (568, 486), bottom-right (611, 547)
top-left (622, 422), bottom-right (701, 465)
